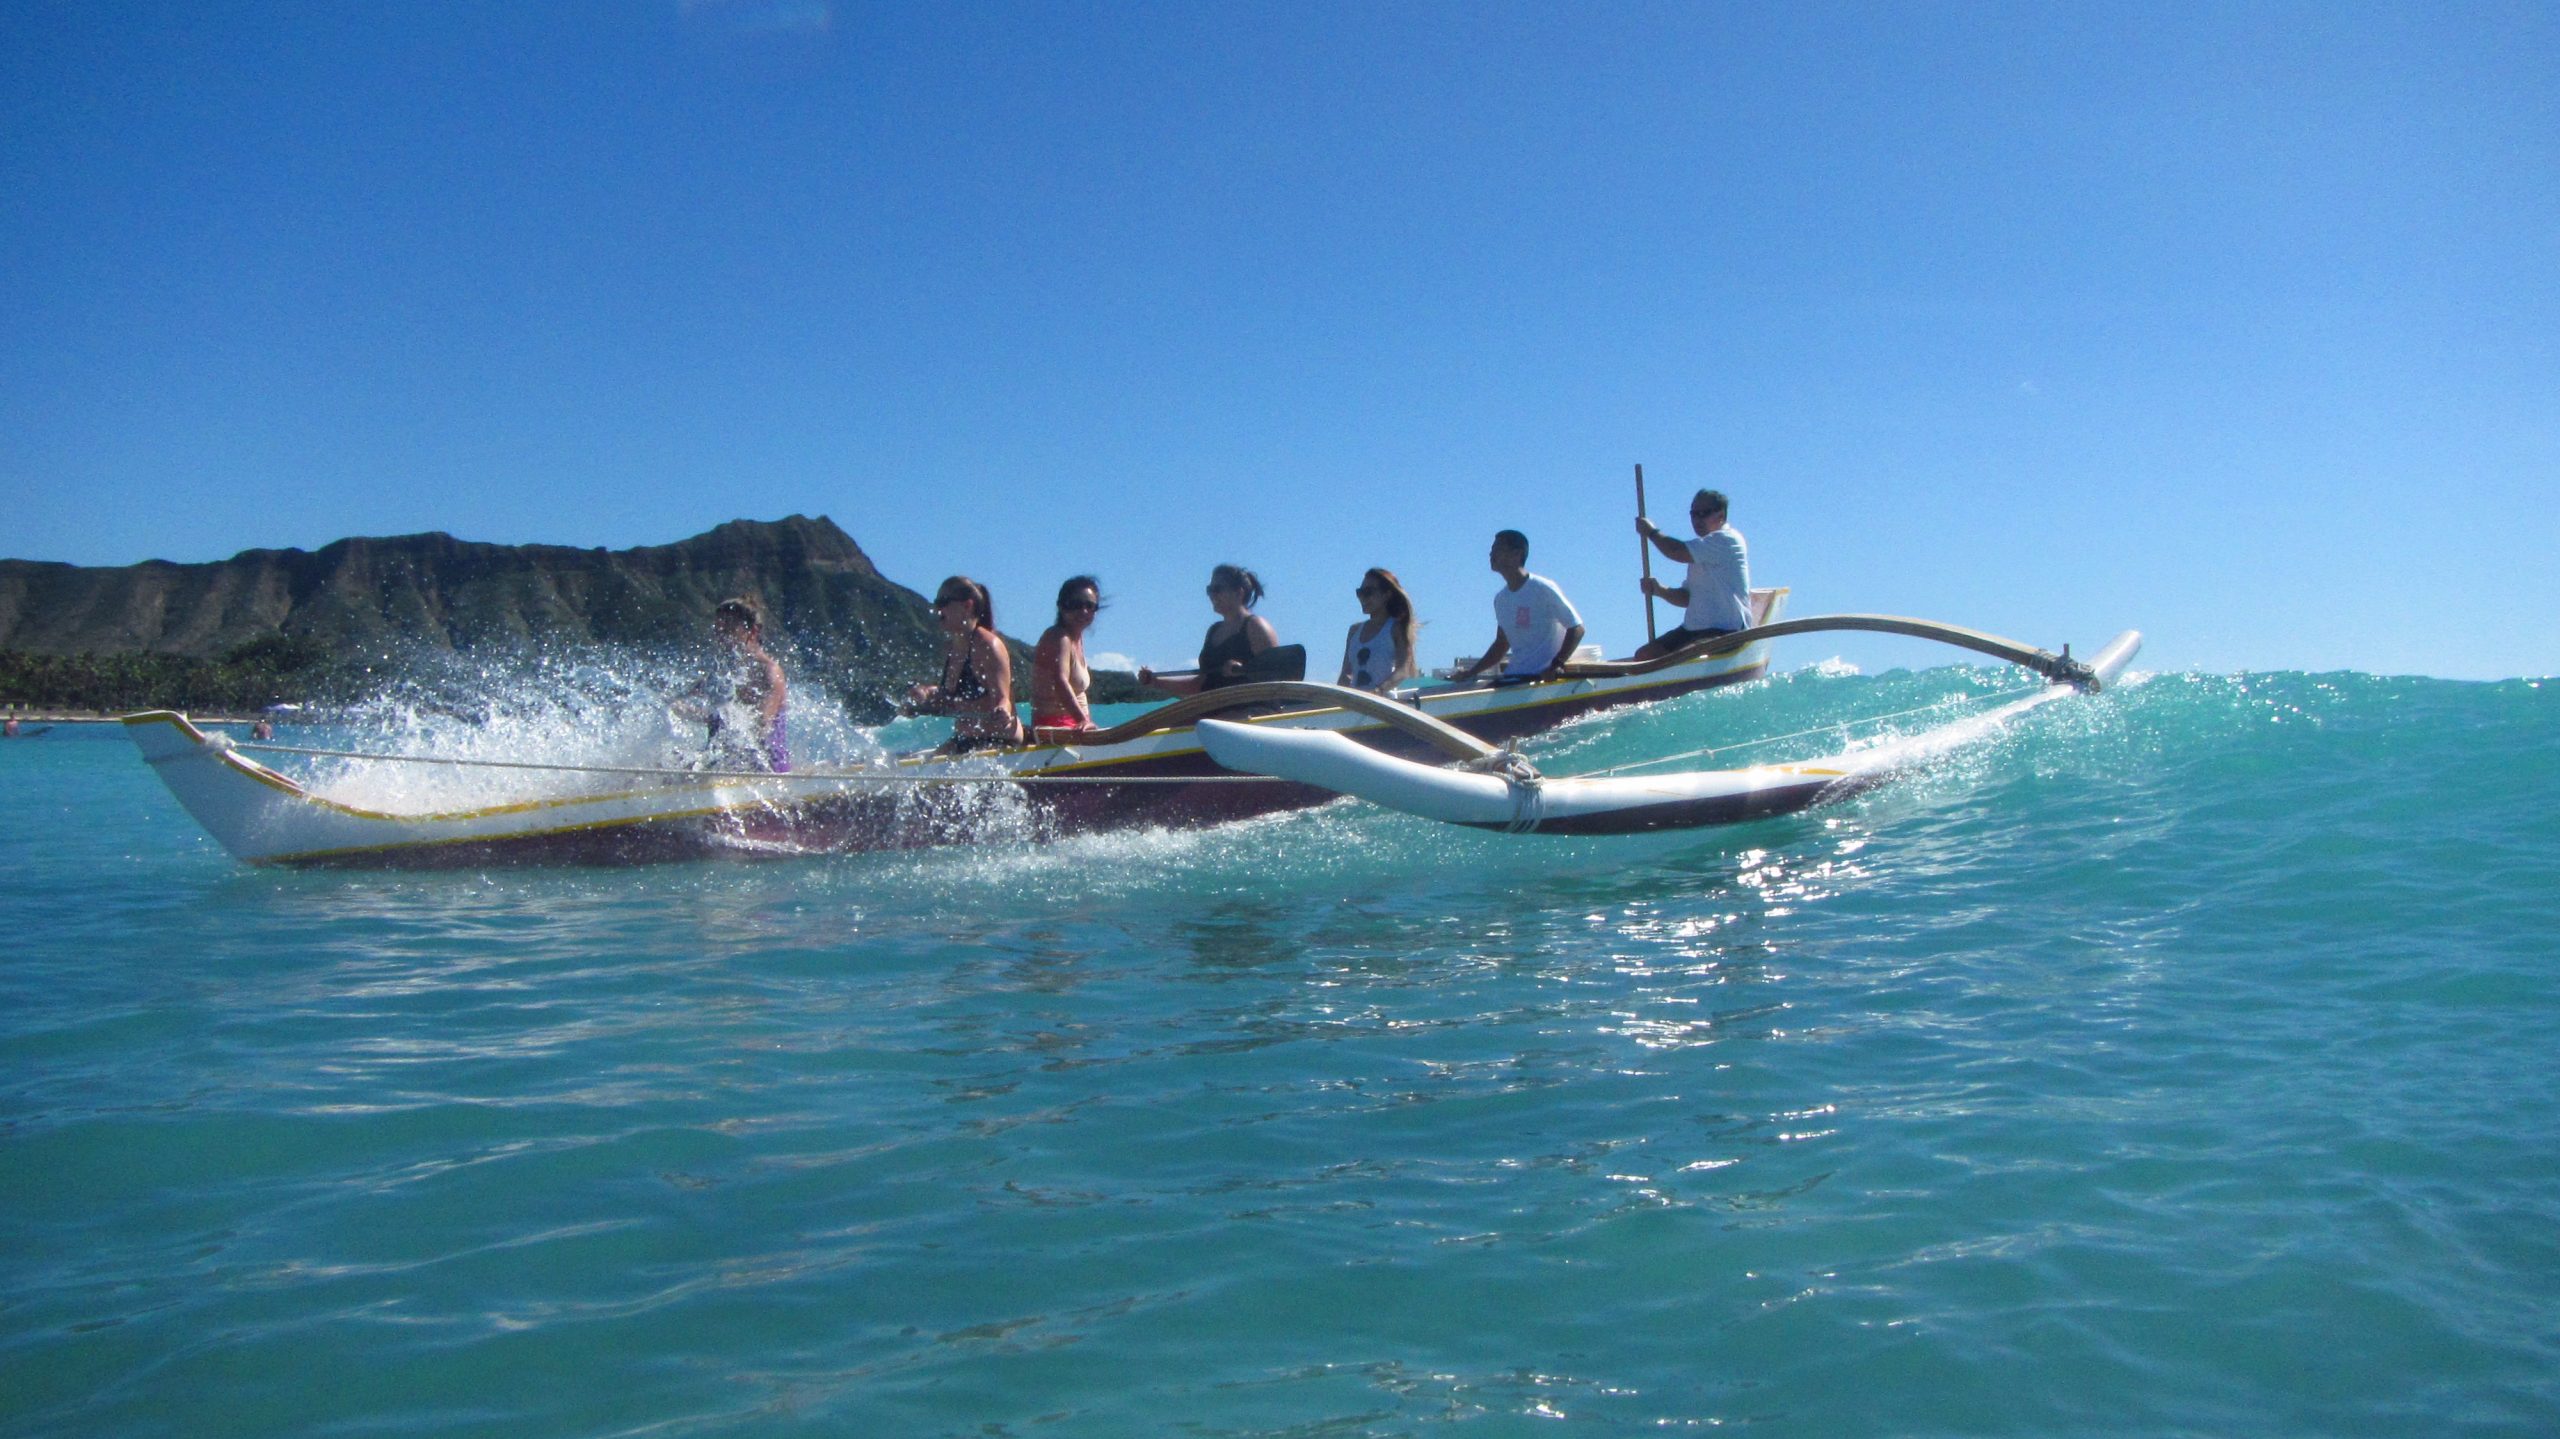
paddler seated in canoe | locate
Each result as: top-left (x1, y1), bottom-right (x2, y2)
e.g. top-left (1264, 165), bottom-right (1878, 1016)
top-left (1634, 487), bottom-right (1752, 660)
top-left (675, 597), bottom-right (791, 771)
top-left (1452, 529), bottom-right (1585, 686)
top-left (1140, 564), bottom-right (1280, 695)
top-left (907, 577), bottom-right (1023, 752)
top-left (1338, 567), bottom-right (1419, 694)
top-left (1031, 575), bottom-right (1103, 739)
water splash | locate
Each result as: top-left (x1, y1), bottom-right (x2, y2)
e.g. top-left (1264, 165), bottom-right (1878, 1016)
top-left (279, 642), bottom-right (892, 811)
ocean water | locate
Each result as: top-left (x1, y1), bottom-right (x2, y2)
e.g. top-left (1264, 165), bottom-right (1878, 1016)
top-left (3, 667), bottom-right (2555, 1436)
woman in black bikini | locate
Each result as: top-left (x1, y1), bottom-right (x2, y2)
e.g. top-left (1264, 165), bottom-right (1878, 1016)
top-left (906, 577), bottom-right (1022, 749)
top-left (1140, 564), bottom-right (1278, 696)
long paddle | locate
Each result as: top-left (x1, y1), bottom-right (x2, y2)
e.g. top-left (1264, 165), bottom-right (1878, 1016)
top-left (1635, 463), bottom-right (1658, 645)
top-left (1141, 645), bottom-right (1308, 685)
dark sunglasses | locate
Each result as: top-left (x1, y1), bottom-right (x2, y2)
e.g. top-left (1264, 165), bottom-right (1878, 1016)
top-left (1355, 584), bottom-right (1383, 598)
top-left (1061, 599), bottom-right (1099, 613)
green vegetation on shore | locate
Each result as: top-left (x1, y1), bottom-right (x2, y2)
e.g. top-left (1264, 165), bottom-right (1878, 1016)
top-left (0, 635), bottom-right (344, 715)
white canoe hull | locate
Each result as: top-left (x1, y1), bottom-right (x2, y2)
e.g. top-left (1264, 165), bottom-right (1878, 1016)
top-left (127, 713), bottom-right (823, 865)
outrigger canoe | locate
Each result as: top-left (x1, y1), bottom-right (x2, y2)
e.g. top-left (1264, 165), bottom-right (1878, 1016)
top-left (122, 589), bottom-right (1821, 867)
top-left (124, 592), bottom-right (2136, 867)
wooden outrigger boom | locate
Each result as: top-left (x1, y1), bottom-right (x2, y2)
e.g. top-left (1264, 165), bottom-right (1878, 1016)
top-left (1561, 613), bottom-right (2113, 690)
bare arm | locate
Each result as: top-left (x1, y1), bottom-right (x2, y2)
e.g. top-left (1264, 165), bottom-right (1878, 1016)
top-left (905, 642), bottom-right (953, 711)
top-left (1065, 641), bottom-right (1093, 726)
top-left (1636, 517), bottom-right (1691, 563)
top-left (1035, 631), bottom-right (1095, 726)
top-left (1540, 624), bottom-right (1585, 677)
top-left (756, 655), bottom-right (787, 730)
top-left (1209, 615), bottom-right (1280, 680)
top-left (1033, 630), bottom-right (1068, 713)
top-left (918, 632), bottom-right (1017, 716)
top-left (1455, 631), bottom-right (1510, 683)
top-left (968, 628), bottom-right (1014, 716)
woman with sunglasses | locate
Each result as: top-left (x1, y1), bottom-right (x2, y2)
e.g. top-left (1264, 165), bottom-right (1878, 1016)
top-left (1139, 564), bottom-right (1277, 696)
top-left (906, 577), bottom-right (1022, 750)
top-left (1031, 575), bottom-right (1103, 736)
top-left (1337, 567), bottom-right (1419, 694)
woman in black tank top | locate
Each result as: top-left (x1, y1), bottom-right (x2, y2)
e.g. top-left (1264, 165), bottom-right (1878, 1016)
top-left (1140, 564), bottom-right (1279, 696)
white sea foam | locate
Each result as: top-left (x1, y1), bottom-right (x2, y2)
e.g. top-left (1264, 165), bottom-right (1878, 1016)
top-left (287, 644), bottom-right (891, 812)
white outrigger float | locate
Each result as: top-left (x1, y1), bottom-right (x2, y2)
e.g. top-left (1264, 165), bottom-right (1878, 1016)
top-left (124, 592), bottom-right (2137, 867)
top-left (1201, 627), bottom-right (2141, 834)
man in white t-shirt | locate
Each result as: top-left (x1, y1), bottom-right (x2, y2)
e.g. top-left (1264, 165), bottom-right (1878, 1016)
top-left (1453, 529), bottom-right (1586, 684)
top-left (1634, 488), bottom-right (1751, 661)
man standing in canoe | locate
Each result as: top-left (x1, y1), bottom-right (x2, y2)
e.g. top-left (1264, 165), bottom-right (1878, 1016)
top-left (1453, 529), bottom-right (1586, 685)
top-left (1634, 488), bottom-right (1752, 660)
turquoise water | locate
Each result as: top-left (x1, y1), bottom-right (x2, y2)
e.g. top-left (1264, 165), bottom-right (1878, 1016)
top-left (4, 668), bottom-right (2556, 1436)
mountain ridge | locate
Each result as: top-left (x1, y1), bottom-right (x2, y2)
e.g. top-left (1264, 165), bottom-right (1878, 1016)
top-left (0, 515), bottom-right (919, 657)
top-left (0, 517), bottom-right (971, 713)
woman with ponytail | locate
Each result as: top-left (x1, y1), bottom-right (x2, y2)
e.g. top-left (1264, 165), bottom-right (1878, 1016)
top-left (1141, 563), bottom-right (1278, 696)
top-left (906, 576), bottom-right (1022, 750)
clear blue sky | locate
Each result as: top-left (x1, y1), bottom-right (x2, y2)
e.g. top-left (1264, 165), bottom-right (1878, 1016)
top-left (5, 1), bottom-right (2552, 679)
